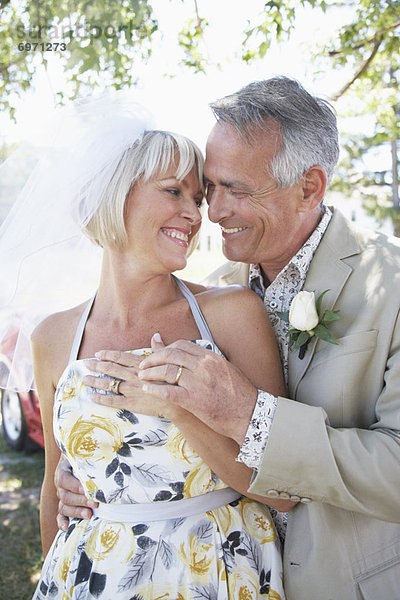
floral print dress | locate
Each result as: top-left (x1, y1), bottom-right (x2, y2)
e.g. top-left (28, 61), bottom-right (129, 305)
top-left (33, 279), bottom-right (285, 600)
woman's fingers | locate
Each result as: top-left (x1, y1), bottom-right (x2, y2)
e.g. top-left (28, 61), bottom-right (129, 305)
top-left (85, 358), bottom-right (139, 380)
top-left (94, 349), bottom-right (144, 367)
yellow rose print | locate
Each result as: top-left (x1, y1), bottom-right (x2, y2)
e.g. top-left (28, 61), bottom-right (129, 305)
top-left (178, 534), bottom-right (213, 583)
top-left (166, 425), bottom-right (201, 466)
top-left (239, 497), bottom-right (276, 543)
top-left (85, 477), bottom-right (99, 498)
top-left (206, 502), bottom-right (241, 535)
top-left (66, 415), bottom-right (124, 462)
top-left (228, 565), bottom-right (263, 599)
top-left (53, 522), bottom-right (87, 586)
top-left (268, 590), bottom-right (282, 600)
top-left (85, 522), bottom-right (135, 571)
top-left (183, 462), bottom-right (214, 498)
top-left (60, 372), bottom-right (83, 404)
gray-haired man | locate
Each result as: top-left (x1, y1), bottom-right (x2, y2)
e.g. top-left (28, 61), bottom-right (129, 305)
top-left (57, 76), bottom-right (400, 600)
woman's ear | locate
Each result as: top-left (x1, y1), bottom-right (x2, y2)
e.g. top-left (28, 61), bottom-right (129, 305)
top-left (298, 166), bottom-right (327, 212)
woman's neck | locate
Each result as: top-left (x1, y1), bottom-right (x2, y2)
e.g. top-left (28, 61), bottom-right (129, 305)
top-left (94, 250), bottom-right (181, 329)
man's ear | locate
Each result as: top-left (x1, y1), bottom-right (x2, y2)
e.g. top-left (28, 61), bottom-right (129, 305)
top-left (298, 166), bottom-right (327, 212)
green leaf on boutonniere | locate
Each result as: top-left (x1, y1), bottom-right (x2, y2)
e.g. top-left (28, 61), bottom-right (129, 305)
top-left (313, 323), bottom-right (338, 345)
top-left (278, 289), bottom-right (342, 359)
top-left (321, 309), bottom-right (341, 324)
top-left (293, 330), bottom-right (311, 350)
top-left (276, 310), bottom-right (289, 323)
top-left (316, 289), bottom-right (330, 315)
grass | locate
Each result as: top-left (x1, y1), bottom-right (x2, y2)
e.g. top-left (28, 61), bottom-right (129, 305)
top-left (0, 431), bottom-right (45, 599)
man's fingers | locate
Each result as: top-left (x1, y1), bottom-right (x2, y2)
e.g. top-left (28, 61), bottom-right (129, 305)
top-left (57, 513), bottom-right (70, 532)
top-left (139, 364), bottom-right (186, 386)
top-left (58, 498), bottom-right (95, 521)
top-left (55, 461), bottom-right (85, 495)
top-left (139, 345), bottom-right (200, 371)
top-left (142, 381), bottom-right (186, 403)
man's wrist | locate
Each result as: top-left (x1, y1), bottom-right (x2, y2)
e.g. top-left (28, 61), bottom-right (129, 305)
top-left (236, 390), bottom-right (278, 470)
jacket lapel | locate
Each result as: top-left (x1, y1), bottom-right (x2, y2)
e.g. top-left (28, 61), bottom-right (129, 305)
top-left (288, 210), bottom-right (361, 398)
top-left (217, 262), bottom-right (250, 287)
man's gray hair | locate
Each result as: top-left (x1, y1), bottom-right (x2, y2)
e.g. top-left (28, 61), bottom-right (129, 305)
top-left (209, 76), bottom-right (339, 187)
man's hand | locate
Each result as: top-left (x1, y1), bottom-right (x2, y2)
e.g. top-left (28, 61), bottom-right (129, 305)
top-left (81, 334), bottom-right (258, 444)
top-left (55, 457), bottom-right (98, 531)
top-left (138, 335), bottom-right (258, 445)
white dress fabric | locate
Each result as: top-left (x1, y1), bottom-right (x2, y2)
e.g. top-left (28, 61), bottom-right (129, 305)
top-left (33, 278), bottom-right (285, 600)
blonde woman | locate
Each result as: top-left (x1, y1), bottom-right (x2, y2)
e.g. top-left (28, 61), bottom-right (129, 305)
top-left (12, 103), bottom-right (296, 599)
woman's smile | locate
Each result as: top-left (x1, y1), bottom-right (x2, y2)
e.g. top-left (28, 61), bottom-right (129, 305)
top-left (161, 227), bottom-right (191, 248)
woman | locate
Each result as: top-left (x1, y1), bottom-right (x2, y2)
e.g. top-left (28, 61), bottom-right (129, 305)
top-left (27, 105), bottom-right (294, 598)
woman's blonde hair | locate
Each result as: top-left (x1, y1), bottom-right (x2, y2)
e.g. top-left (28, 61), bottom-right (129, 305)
top-left (83, 130), bottom-right (204, 249)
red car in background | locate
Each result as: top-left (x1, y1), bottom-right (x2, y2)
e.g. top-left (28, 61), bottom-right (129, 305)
top-left (0, 326), bottom-right (44, 451)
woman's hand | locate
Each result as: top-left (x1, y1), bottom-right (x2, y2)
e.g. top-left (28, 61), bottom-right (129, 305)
top-left (82, 339), bottom-right (182, 420)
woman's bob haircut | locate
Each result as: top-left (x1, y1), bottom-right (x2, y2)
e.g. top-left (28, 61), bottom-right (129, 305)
top-left (83, 130), bottom-right (204, 250)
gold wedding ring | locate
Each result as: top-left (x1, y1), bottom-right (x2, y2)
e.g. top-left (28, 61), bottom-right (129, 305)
top-left (109, 378), bottom-right (122, 395)
top-left (174, 365), bottom-right (183, 386)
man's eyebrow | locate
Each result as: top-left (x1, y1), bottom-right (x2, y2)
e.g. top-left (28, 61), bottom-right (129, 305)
top-left (204, 176), bottom-right (251, 191)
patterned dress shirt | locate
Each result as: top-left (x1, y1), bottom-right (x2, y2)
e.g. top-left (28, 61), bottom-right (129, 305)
top-left (236, 206), bottom-right (332, 541)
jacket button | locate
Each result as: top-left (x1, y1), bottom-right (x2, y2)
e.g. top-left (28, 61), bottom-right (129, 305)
top-left (266, 489), bottom-right (279, 497)
top-left (289, 495), bottom-right (301, 502)
top-left (278, 492), bottom-right (291, 499)
top-left (300, 497), bottom-right (313, 503)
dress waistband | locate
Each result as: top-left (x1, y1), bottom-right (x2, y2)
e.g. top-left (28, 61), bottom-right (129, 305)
top-left (92, 488), bottom-right (242, 522)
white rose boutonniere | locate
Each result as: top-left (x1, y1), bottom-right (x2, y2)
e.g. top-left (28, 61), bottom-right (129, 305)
top-left (278, 289), bottom-right (341, 359)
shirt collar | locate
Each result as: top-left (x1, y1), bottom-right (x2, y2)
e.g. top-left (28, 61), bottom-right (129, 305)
top-left (249, 205), bottom-right (332, 295)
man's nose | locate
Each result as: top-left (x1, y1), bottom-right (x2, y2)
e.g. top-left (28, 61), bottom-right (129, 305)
top-left (207, 187), bottom-right (232, 223)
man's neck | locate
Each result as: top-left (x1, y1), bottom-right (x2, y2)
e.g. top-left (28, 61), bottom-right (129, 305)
top-left (259, 207), bottom-right (324, 284)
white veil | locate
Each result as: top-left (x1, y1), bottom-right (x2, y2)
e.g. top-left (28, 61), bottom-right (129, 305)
top-left (0, 92), bottom-right (155, 391)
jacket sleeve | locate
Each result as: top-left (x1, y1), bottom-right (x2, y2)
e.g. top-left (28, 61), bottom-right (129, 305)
top-left (248, 308), bottom-right (400, 524)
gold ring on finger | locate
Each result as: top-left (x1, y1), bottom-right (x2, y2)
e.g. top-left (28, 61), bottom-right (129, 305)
top-left (109, 378), bottom-right (122, 395)
top-left (174, 365), bottom-right (183, 386)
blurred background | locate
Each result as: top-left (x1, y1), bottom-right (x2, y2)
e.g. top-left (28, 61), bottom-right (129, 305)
top-left (0, 1), bottom-right (398, 597)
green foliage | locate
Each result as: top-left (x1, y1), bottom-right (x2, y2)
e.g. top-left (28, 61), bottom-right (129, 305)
top-left (241, 0), bottom-right (325, 62)
top-left (1, 0), bottom-right (158, 117)
top-left (178, 15), bottom-right (209, 73)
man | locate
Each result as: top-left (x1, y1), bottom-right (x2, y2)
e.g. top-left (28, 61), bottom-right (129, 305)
top-left (57, 76), bottom-right (400, 599)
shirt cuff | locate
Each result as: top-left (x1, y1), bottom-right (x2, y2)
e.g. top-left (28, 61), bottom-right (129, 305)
top-left (236, 390), bottom-right (278, 470)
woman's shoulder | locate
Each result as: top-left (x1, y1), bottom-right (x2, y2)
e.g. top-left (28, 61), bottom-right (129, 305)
top-left (31, 302), bottom-right (88, 350)
top-left (182, 279), bottom-right (264, 320)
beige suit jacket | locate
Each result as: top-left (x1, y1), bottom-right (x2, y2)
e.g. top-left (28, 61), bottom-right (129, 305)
top-left (205, 209), bottom-right (400, 600)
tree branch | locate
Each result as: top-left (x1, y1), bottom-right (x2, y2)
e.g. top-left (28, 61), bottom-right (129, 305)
top-left (329, 21), bottom-right (400, 56)
top-left (332, 37), bottom-right (382, 100)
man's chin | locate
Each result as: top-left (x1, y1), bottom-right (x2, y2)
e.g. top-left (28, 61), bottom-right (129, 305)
top-left (222, 242), bottom-right (249, 264)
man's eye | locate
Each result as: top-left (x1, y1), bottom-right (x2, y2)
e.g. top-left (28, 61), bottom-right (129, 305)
top-left (229, 189), bottom-right (247, 198)
top-left (195, 197), bottom-right (204, 208)
top-left (205, 183), bottom-right (215, 198)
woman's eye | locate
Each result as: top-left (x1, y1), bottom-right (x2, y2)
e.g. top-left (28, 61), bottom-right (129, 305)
top-left (166, 188), bottom-right (180, 196)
